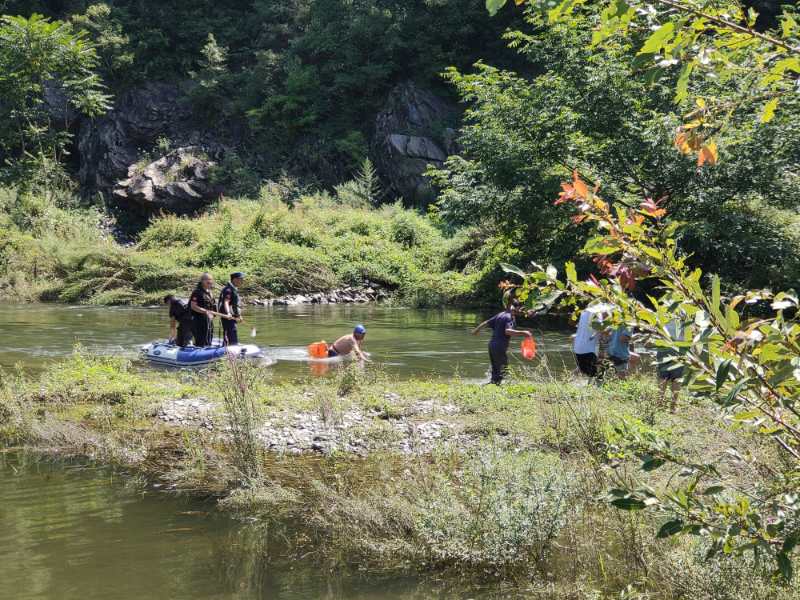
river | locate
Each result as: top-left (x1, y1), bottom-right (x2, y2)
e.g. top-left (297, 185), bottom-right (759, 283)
top-left (1, 303), bottom-right (577, 380)
top-left (0, 452), bottom-right (501, 600)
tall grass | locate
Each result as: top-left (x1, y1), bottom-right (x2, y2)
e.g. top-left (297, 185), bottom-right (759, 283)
top-left (1, 182), bottom-right (482, 305)
top-left (216, 355), bottom-right (264, 486)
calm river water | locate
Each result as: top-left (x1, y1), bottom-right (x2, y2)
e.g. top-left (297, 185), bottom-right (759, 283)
top-left (0, 452), bottom-right (505, 600)
top-left (0, 303), bottom-right (577, 380)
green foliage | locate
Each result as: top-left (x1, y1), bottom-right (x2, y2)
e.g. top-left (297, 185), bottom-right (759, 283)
top-left (416, 448), bottom-right (577, 573)
top-left (0, 0), bottom-right (520, 185)
top-left (334, 158), bottom-right (381, 208)
top-left (0, 14), bottom-right (109, 186)
top-left (28, 348), bottom-right (144, 406)
top-left (0, 185), bottom-right (477, 305)
top-left (71, 3), bottom-right (134, 84)
top-left (436, 4), bottom-right (800, 293)
top-left (514, 171), bottom-right (800, 579)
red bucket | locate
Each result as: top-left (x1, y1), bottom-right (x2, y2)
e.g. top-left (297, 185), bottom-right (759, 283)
top-left (521, 337), bottom-right (537, 360)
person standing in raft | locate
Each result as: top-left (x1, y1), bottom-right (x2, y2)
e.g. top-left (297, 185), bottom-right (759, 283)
top-left (328, 325), bottom-right (369, 361)
top-left (218, 272), bottom-right (244, 346)
top-left (472, 298), bottom-right (533, 385)
top-left (189, 273), bottom-right (216, 347)
top-left (163, 294), bottom-right (194, 347)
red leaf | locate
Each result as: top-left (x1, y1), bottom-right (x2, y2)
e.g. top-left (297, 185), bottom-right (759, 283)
top-left (640, 197), bottom-right (666, 218)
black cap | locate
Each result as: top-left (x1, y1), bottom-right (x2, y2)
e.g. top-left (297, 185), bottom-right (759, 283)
top-left (230, 272), bottom-right (245, 280)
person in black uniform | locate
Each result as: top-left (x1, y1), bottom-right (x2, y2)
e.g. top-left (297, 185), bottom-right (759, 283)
top-left (218, 272), bottom-right (244, 345)
top-left (163, 294), bottom-right (194, 347)
top-left (189, 273), bottom-right (216, 347)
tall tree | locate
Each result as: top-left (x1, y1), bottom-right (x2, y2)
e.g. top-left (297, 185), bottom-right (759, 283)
top-left (0, 13), bottom-right (109, 190)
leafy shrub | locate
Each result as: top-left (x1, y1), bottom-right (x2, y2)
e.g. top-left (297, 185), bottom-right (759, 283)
top-left (415, 448), bottom-right (577, 574)
top-left (387, 208), bottom-right (435, 249)
top-left (137, 215), bottom-right (200, 249)
top-left (247, 241), bottom-right (338, 296)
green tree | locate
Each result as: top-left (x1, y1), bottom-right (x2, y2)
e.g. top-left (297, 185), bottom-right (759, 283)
top-left (0, 14), bottom-right (109, 189)
top-left (189, 32), bottom-right (231, 117)
top-left (71, 3), bottom-right (133, 84)
top-left (432, 3), bottom-right (800, 291)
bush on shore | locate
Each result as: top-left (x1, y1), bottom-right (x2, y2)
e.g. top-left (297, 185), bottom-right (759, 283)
top-left (0, 184), bottom-right (489, 306)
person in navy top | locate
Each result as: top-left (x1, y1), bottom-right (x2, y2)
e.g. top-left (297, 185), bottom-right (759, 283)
top-left (163, 294), bottom-right (193, 347)
top-left (472, 298), bottom-right (533, 384)
top-left (218, 272), bottom-right (244, 346)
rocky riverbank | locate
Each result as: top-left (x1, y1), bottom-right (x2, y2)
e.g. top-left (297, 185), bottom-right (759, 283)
top-left (2, 351), bottom-right (792, 598)
top-left (248, 283), bottom-right (390, 307)
top-left (154, 394), bottom-right (490, 456)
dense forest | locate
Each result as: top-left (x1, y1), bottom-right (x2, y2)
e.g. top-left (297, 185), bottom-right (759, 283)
top-left (0, 0), bottom-right (798, 305)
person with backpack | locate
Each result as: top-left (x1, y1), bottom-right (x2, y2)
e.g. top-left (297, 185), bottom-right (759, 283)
top-left (163, 294), bottom-right (194, 347)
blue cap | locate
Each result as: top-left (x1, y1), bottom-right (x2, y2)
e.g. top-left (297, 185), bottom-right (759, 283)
top-left (354, 324), bottom-right (366, 335)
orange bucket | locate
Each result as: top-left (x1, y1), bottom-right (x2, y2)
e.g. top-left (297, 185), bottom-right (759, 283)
top-left (307, 341), bottom-right (329, 359)
top-left (521, 337), bottom-right (537, 360)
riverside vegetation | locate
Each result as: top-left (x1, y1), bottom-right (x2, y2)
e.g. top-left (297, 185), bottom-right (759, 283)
top-left (0, 172), bottom-right (503, 306)
top-left (2, 349), bottom-right (799, 599)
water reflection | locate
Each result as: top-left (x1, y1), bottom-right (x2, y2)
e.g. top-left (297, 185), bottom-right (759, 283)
top-left (0, 453), bottom-right (502, 600)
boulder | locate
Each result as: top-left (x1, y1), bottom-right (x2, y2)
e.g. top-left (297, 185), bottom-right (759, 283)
top-left (113, 146), bottom-right (221, 213)
top-left (372, 81), bottom-right (460, 206)
top-left (77, 81), bottom-right (230, 216)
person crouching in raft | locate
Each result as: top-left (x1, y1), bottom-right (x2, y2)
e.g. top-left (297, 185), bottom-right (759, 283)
top-left (163, 294), bottom-right (194, 347)
top-left (328, 325), bottom-right (369, 361)
top-left (218, 272), bottom-right (244, 345)
top-left (472, 298), bottom-right (533, 385)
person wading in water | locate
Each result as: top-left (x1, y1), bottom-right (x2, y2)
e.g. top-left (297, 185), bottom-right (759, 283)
top-left (328, 325), bottom-right (369, 361)
top-left (189, 273), bottom-right (216, 347)
top-left (472, 298), bottom-right (533, 385)
top-left (218, 272), bottom-right (244, 346)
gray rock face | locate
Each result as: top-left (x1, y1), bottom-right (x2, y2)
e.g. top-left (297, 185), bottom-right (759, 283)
top-left (77, 82), bottom-right (226, 216)
top-left (372, 81), bottom-right (460, 206)
top-left (78, 82), bottom-right (191, 193)
top-left (113, 146), bottom-right (221, 213)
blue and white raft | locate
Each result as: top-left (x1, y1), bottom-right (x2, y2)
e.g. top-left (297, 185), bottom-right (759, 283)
top-left (140, 340), bottom-right (269, 367)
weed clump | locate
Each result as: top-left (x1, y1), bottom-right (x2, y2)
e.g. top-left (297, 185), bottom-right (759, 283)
top-left (416, 448), bottom-right (577, 575)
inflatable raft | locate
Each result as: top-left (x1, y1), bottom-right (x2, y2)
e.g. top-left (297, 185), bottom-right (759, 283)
top-left (140, 341), bottom-right (267, 367)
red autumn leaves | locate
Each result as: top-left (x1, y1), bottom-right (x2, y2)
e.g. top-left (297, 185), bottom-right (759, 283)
top-left (555, 171), bottom-right (660, 290)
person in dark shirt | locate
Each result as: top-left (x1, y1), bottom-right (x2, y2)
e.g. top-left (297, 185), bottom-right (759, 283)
top-left (189, 272), bottom-right (217, 347)
top-left (218, 272), bottom-right (244, 346)
top-left (163, 294), bottom-right (194, 347)
top-left (472, 299), bottom-right (533, 384)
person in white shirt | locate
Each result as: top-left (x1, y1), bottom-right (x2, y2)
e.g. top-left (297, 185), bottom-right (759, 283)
top-left (573, 307), bottom-right (605, 378)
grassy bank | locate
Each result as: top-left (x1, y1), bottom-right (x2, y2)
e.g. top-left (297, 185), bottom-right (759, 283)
top-left (0, 183), bottom-right (501, 307)
top-left (1, 351), bottom-right (796, 598)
